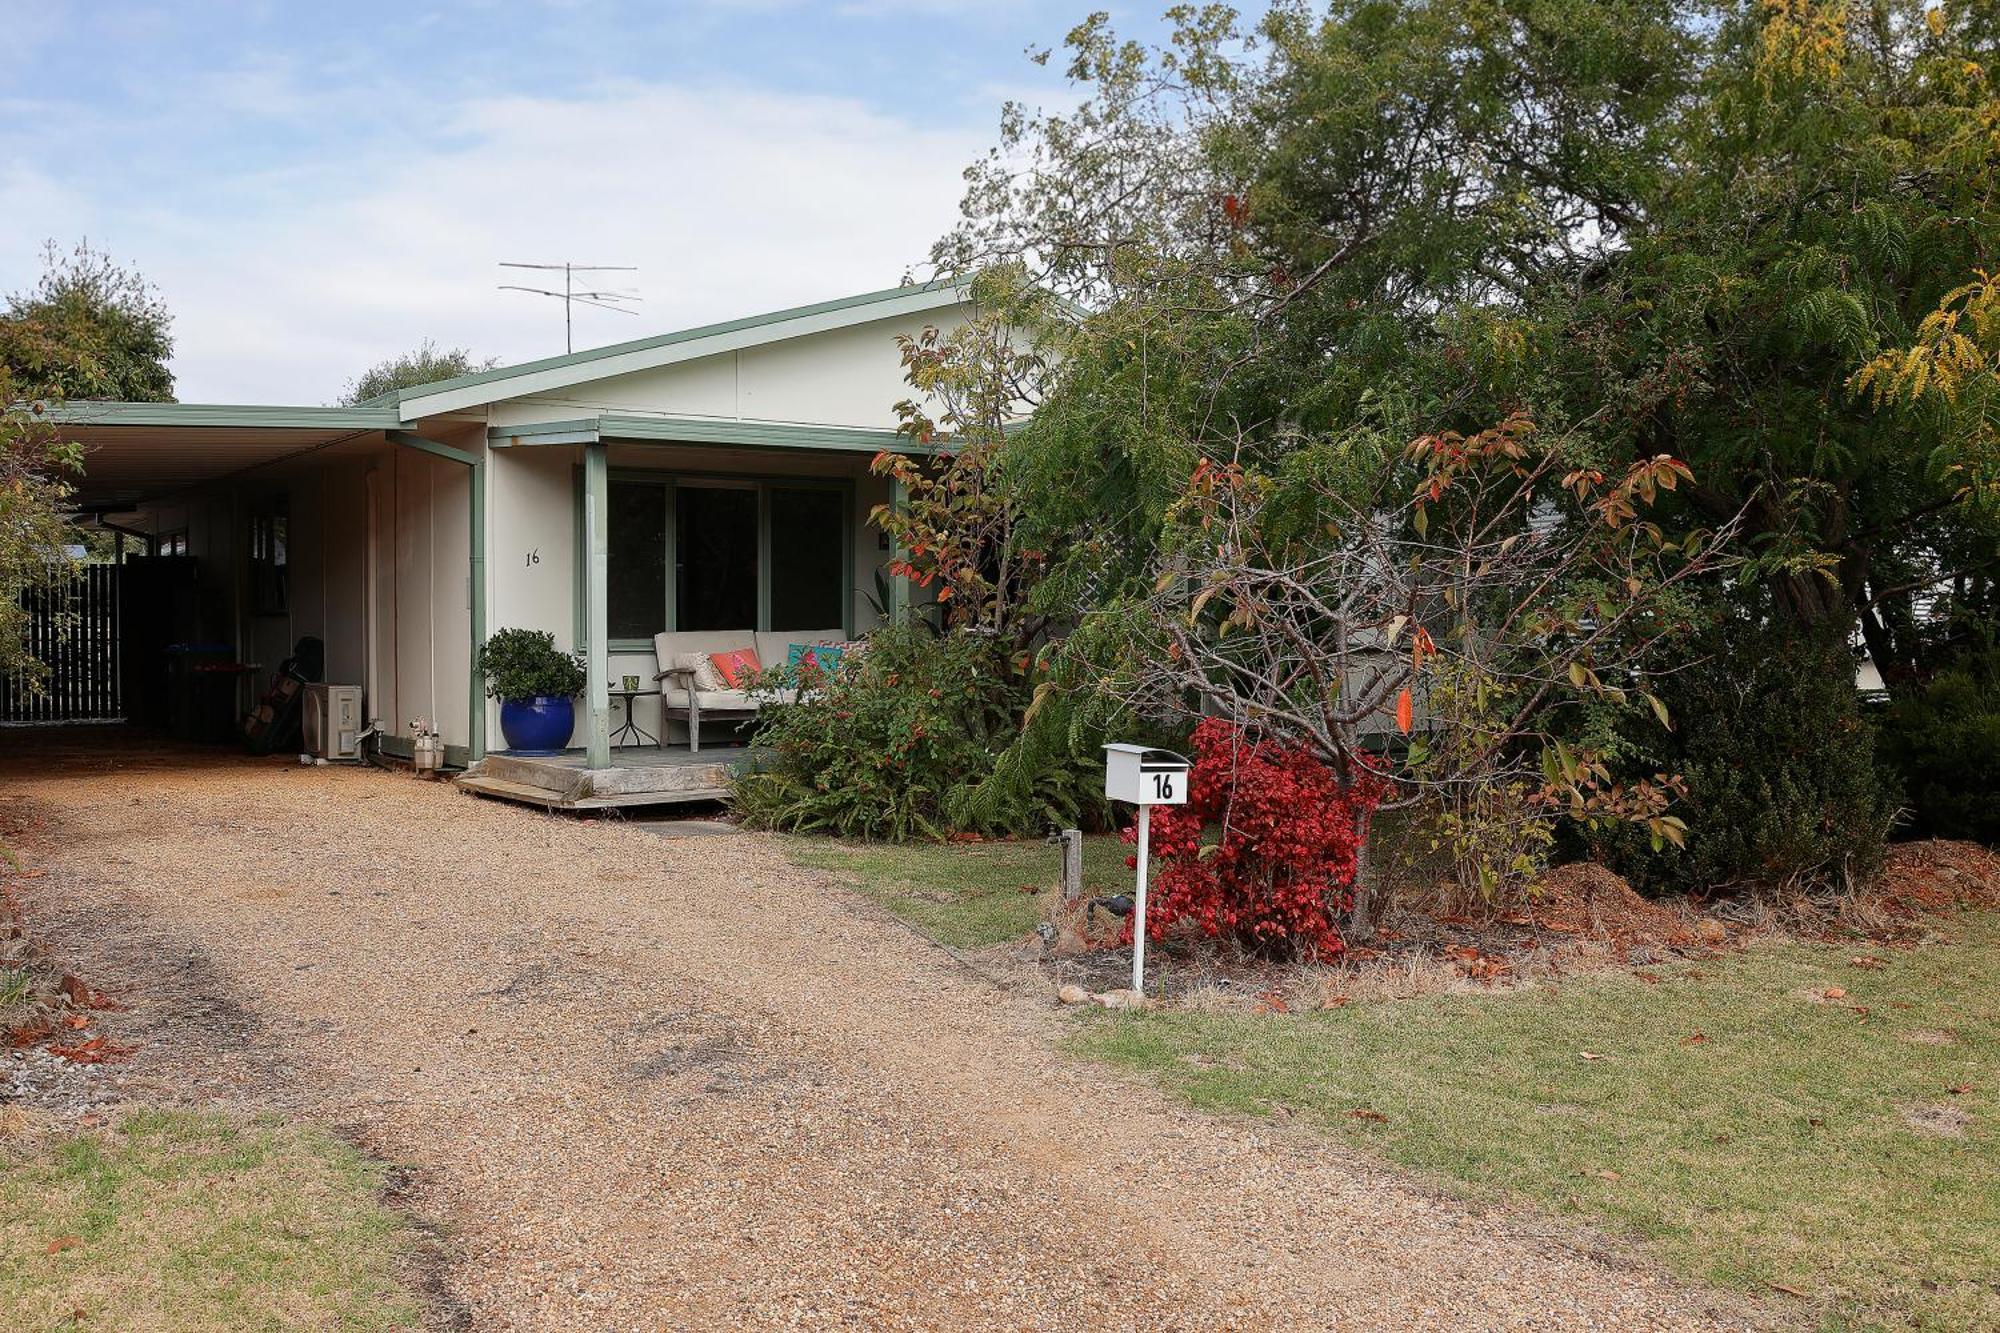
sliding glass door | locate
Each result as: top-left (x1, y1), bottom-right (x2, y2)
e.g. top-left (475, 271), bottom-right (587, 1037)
top-left (675, 484), bottom-right (758, 632)
top-left (597, 471), bottom-right (851, 649)
top-left (767, 487), bottom-right (846, 631)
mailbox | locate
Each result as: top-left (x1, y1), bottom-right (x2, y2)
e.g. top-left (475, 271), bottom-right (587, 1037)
top-left (1103, 743), bottom-right (1190, 806)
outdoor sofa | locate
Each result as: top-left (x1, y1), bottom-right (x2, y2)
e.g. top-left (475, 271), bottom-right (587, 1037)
top-left (651, 629), bottom-right (848, 751)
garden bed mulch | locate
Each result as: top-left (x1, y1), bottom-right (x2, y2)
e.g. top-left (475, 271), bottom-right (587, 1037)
top-left (1859, 838), bottom-right (2000, 921)
top-left (1028, 838), bottom-right (2000, 1009)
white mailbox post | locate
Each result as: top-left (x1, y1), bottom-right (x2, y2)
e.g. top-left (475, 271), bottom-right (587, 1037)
top-left (1104, 743), bottom-right (1190, 996)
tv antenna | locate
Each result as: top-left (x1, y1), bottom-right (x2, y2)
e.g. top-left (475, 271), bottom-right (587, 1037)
top-left (498, 261), bottom-right (641, 353)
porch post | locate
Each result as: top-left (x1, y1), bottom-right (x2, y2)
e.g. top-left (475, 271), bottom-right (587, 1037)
top-left (581, 441), bottom-right (611, 769)
top-left (468, 453), bottom-right (487, 761)
top-left (887, 475), bottom-right (910, 624)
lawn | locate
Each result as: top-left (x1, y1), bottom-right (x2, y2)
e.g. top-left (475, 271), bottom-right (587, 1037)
top-left (786, 832), bottom-right (1131, 948)
top-left (1072, 912), bottom-right (1999, 1331)
top-left (1, 1108), bottom-right (423, 1331)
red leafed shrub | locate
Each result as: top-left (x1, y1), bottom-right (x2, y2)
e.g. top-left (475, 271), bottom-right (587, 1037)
top-left (1129, 718), bottom-right (1381, 958)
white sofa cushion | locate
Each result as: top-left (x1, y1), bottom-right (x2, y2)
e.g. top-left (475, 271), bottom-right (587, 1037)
top-left (660, 685), bottom-right (799, 710)
top-left (654, 630), bottom-right (755, 663)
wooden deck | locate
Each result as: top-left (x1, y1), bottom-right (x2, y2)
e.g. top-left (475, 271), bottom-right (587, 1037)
top-left (456, 745), bottom-right (757, 811)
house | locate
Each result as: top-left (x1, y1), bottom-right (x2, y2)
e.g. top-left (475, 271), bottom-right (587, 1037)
top-left (47, 279), bottom-right (971, 803)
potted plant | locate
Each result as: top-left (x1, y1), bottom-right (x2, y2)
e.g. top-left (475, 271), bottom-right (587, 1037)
top-left (477, 628), bottom-right (586, 755)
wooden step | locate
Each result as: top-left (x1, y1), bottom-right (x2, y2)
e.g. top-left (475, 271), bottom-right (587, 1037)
top-left (455, 771), bottom-right (729, 811)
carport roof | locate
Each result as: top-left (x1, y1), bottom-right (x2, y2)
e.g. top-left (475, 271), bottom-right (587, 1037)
top-left (38, 400), bottom-right (398, 509)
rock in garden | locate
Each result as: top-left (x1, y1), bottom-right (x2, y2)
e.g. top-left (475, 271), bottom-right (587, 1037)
top-left (1091, 988), bottom-right (1150, 1010)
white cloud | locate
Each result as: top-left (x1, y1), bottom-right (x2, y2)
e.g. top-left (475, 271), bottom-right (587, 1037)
top-left (27, 77), bottom-right (987, 403)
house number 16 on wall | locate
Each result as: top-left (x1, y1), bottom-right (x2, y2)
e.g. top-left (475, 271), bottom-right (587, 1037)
top-left (524, 548), bottom-right (540, 567)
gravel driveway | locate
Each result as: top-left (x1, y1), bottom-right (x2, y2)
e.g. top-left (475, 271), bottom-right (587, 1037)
top-left (2, 739), bottom-right (1770, 1331)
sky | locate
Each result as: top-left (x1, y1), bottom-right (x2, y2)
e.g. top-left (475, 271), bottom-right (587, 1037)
top-left (0, 0), bottom-right (1152, 404)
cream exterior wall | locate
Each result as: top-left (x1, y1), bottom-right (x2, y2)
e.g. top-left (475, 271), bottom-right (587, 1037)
top-left (485, 308), bottom-right (970, 431)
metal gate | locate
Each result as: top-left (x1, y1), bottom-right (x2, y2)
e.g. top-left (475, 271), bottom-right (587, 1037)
top-left (2, 564), bottom-right (122, 723)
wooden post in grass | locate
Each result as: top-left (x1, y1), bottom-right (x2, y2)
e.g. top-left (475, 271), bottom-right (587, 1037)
top-left (1059, 829), bottom-right (1084, 902)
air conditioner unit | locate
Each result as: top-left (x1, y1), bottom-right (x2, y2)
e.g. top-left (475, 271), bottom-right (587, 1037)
top-left (303, 684), bottom-right (365, 761)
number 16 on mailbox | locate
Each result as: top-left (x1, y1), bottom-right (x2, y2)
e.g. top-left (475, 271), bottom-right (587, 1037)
top-left (1103, 744), bottom-right (1191, 996)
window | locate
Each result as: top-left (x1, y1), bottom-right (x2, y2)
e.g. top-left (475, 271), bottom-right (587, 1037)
top-left (675, 485), bottom-right (758, 631)
top-left (249, 504), bottom-right (287, 615)
top-left (596, 473), bottom-right (849, 647)
top-left (768, 487), bottom-right (846, 631)
top-left (607, 480), bottom-right (667, 641)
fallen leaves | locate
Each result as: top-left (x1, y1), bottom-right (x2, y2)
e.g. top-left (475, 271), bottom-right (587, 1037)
top-left (1947, 1083), bottom-right (1974, 1096)
top-left (1347, 1108), bottom-right (1387, 1123)
top-left (1680, 1031), bottom-right (1708, 1047)
top-left (1579, 1051), bottom-right (1606, 1062)
top-left (10, 1020), bottom-right (54, 1047)
top-left (1444, 944), bottom-right (1512, 981)
top-left (47, 1036), bottom-right (136, 1064)
top-left (1850, 955), bottom-right (1885, 970)
top-left (45, 1236), bottom-right (79, 1255)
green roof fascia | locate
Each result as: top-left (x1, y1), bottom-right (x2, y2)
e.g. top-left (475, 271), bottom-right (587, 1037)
top-left (396, 277), bottom-right (972, 419)
top-left (487, 414), bottom-right (934, 455)
top-left (605, 414), bottom-right (923, 454)
top-left (42, 400), bottom-right (401, 431)
top-left (487, 418), bottom-right (602, 447)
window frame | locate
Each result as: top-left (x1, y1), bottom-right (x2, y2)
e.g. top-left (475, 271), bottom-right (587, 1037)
top-left (247, 502), bottom-right (288, 617)
top-left (576, 465), bottom-right (855, 654)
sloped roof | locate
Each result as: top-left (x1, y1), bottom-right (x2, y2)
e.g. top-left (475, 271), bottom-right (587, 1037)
top-left (391, 278), bottom-right (970, 420)
top-left (35, 401), bottom-right (401, 507)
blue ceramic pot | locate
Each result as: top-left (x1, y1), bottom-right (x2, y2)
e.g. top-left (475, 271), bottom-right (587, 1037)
top-left (498, 695), bottom-right (576, 755)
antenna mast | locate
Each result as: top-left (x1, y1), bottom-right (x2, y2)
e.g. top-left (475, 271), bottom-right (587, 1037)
top-left (498, 261), bottom-right (641, 353)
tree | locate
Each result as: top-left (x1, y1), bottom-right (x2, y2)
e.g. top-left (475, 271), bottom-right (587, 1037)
top-left (0, 387), bottom-right (82, 687)
top-left (1132, 415), bottom-right (1730, 930)
top-left (929, 0), bottom-right (2000, 892)
top-left (340, 340), bottom-right (495, 405)
top-left (1, 240), bottom-right (175, 402)
top-left (0, 241), bottom-right (164, 684)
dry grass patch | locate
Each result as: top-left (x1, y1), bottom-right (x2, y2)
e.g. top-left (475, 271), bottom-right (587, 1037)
top-left (0, 1108), bottom-right (422, 1331)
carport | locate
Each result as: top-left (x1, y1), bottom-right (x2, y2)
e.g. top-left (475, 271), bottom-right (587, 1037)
top-left (21, 400), bottom-right (485, 762)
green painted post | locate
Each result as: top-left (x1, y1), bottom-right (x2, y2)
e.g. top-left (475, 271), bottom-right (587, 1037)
top-left (582, 442), bottom-right (611, 769)
top-left (887, 475), bottom-right (909, 625)
top-left (468, 453), bottom-right (487, 761)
